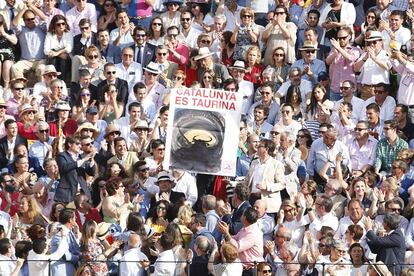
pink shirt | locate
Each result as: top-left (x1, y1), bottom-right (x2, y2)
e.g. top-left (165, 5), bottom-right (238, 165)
top-left (392, 59), bottom-right (414, 106)
top-left (137, 0), bottom-right (152, 17)
top-left (230, 223), bottom-right (264, 269)
top-left (328, 46), bottom-right (360, 93)
top-left (168, 43), bottom-right (189, 66)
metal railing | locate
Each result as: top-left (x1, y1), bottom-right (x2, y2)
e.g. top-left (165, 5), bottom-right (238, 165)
top-left (0, 258), bottom-right (412, 275)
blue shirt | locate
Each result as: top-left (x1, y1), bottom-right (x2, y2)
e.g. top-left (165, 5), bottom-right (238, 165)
top-left (16, 25), bottom-right (46, 60)
top-left (291, 58), bottom-right (327, 85)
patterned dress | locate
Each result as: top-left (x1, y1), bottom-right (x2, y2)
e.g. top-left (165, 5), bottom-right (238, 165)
top-left (81, 240), bottom-right (108, 276)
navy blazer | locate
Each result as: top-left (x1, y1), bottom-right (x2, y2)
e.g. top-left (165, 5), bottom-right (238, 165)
top-left (0, 135), bottom-right (28, 168)
top-left (54, 151), bottom-right (95, 203)
top-left (222, 200), bottom-right (251, 235)
top-left (97, 78), bottom-right (129, 106)
top-left (72, 33), bottom-right (97, 56)
top-left (134, 42), bottom-right (156, 68)
top-left (366, 228), bottom-right (405, 276)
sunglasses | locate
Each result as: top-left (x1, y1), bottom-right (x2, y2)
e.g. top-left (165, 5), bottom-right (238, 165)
top-left (274, 53), bottom-right (284, 57)
top-left (354, 128), bottom-right (367, 132)
top-left (140, 167), bottom-right (150, 172)
top-left (135, 34), bottom-right (146, 37)
top-left (26, 111), bottom-right (36, 115)
top-left (168, 33), bottom-right (178, 38)
top-left (82, 142), bottom-right (93, 147)
top-left (262, 269), bottom-right (272, 273)
top-left (14, 87), bottom-right (25, 91)
top-left (39, 129), bottom-right (49, 133)
top-left (305, 50), bottom-right (316, 54)
top-left (297, 134), bottom-right (305, 138)
top-left (275, 12), bottom-right (285, 15)
top-left (106, 71), bottom-right (117, 75)
top-left (339, 86), bottom-right (351, 90)
top-left (80, 93), bottom-right (91, 96)
top-left (88, 55), bottom-right (98, 59)
top-left (242, 14), bottom-right (252, 18)
top-left (56, 22), bottom-right (66, 26)
top-left (203, 75), bottom-right (212, 80)
top-left (367, 15), bottom-right (376, 19)
top-left (181, 18), bottom-right (191, 22)
top-left (152, 22), bottom-right (162, 26)
top-left (158, 148), bottom-right (165, 151)
top-left (201, 39), bottom-right (211, 44)
top-left (109, 131), bottom-right (120, 136)
top-left (25, 17), bottom-right (36, 21)
top-left (80, 26), bottom-right (90, 30)
top-left (173, 76), bottom-right (182, 80)
top-left (157, 52), bottom-right (168, 56)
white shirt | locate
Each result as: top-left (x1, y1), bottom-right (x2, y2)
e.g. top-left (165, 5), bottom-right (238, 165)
top-left (32, 81), bottom-right (68, 104)
top-left (347, 136), bottom-right (378, 170)
top-left (110, 28), bottom-right (135, 49)
top-left (120, 247), bottom-right (148, 276)
top-left (381, 27), bottom-right (411, 52)
top-left (358, 50), bottom-right (391, 85)
top-left (126, 97), bottom-right (156, 122)
top-left (238, 80), bottom-right (254, 115)
top-left (115, 62), bottom-right (143, 92)
top-left (361, 96), bottom-right (396, 122)
top-left (178, 27), bottom-right (202, 49)
top-left (113, 116), bottom-right (138, 147)
top-left (0, 254), bottom-right (16, 276)
top-left (65, 4), bottom-right (97, 35)
top-left (173, 172), bottom-right (198, 206)
top-left (0, 211), bottom-right (10, 238)
top-left (274, 120), bottom-right (302, 137)
top-left (337, 215), bottom-right (366, 240)
top-left (302, 212), bottom-right (339, 236)
top-left (277, 79), bottom-right (313, 101)
top-left (27, 237), bottom-right (69, 276)
top-left (334, 96), bottom-right (365, 123)
top-left (29, 138), bottom-right (54, 168)
top-left (152, 249), bottom-right (176, 276)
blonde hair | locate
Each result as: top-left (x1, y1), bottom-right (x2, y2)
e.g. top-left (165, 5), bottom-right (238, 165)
top-left (383, 177), bottom-right (400, 195)
top-left (177, 204), bottom-right (193, 226)
top-left (245, 45), bottom-right (261, 65)
top-left (19, 195), bottom-right (42, 224)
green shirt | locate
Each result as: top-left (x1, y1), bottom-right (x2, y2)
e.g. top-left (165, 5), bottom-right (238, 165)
top-left (375, 136), bottom-right (408, 173)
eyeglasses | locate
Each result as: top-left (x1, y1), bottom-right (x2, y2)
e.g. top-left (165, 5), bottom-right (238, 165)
top-left (39, 129), bottom-right (49, 133)
top-left (201, 39), bottom-right (211, 44)
top-left (354, 128), bottom-right (367, 132)
top-left (337, 35), bottom-right (348, 40)
top-left (82, 142), bottom-right (93, 147)
top-left (14, 87), bottom-right (24, 91)
top-left (270, 131), bottom-right (279, 135)
top-left (242, 14), bottom-right (252, 18)
top-left (88, 55), bottom-right (98, 59)
top-left (152, 22), bottom-right (162, 26)
top-left (80, 26), bottom-right (90, 30)
top-left (56, 22), bottom-right (66, 26)
top-left (157, 52), bottom-right (168, 56)
top-left (106, 71), bottom-right (117, 75)
top-left (181, 17), bottom-right (191, 22)
top-left (135, 33), bottom-right (146, 37)
top-left (305, 50), bottom-right (316, 54)
top-left (340, 86), bottom-right (351, 90)
top-left (168, 33), bottom-right (178, 38)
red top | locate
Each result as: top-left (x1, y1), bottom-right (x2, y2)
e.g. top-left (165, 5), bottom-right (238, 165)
top-left (17, 121), bottom-right (38, 140)
top-left (0, 191), bottom-right (20, 217)
top-left (48, 119), bottom-right (78, 137)
top-left (75, 208), bottom-right (102, 229)
top-left (244, 64), bottom-right (264, 86)
top-left (185, 67), bottom-right (199, 87)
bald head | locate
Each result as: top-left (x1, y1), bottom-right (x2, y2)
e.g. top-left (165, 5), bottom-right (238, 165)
top-left (128, 233), bottom-right (142, 249)
top-left (253, 199), bottom-right (267, 217)
top-left (195, 236), bottom-right (210, 255)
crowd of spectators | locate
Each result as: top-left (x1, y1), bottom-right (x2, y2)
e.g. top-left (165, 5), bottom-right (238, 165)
top-left (1, 0), bottom-right (414, 275)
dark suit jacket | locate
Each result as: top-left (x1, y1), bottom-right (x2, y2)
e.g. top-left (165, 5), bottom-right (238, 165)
top-left (97, 78), bottom-right (129, 106)
top-left (0, 135), bottom-right (28, 168)
top-left (222, 201), bottom-right (251, 235)
top-left (73, 33), bottom-right (98, 56)
top-left (366, 229), bottom-right (405, 276)
top-left (54, 151), bottom-right (95, 203)
top-left (134, 42), bottom-right (156, 68)
top-left (69, 83), bottom-right (99, 107)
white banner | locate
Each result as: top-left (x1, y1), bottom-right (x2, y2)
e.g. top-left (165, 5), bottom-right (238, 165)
top-left (163, 88), bottom-right (243, 176)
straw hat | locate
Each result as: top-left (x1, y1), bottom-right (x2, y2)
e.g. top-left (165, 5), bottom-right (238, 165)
top-left (42, 65), bottom-right (61, 76)
top-left (18, 104), bottom-right (37, 117)
top-left (75, 122), bottom-right (99, 139)
top-left (299, 41), bottom-right (319, 51)
top-left (365, 31), bottom-right (383, 41)
top-left (229, 60), bottom-right (247, 72)
top-left (144, 62), bottom-right (162, 75)
top-left (131, 120), bottom-right (149, 131)
top-left (55, 101), bottom-right (71, 111)
top-left (104, 124), bottom-right (121, 138)
top-left (194, 47), bottom-right (214, 61)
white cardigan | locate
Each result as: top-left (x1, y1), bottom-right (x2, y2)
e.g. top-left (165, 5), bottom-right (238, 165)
top-left (318, 1), bottom-right (356, 45)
